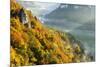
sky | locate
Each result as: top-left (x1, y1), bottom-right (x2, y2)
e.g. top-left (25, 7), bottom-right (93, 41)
top-left (17, 1), bottom-right (60, 16)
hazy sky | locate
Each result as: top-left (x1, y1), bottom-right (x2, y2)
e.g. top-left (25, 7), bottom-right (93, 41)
top-left (17, 1), bottom-right (60, 16)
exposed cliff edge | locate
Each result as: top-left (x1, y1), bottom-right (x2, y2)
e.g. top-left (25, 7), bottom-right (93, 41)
top-left (10, 0), bottom-right (92, 67)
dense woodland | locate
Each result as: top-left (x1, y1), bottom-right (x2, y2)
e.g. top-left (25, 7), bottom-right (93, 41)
top-left (10, 0), bottom-right (92, 67)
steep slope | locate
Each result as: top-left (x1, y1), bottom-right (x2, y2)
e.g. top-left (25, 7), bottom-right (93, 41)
top-left (10, 0), bottom-right (92, 67)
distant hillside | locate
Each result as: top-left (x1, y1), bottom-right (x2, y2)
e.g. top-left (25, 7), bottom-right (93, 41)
top-left (10, 0), bottom-right (92, 67)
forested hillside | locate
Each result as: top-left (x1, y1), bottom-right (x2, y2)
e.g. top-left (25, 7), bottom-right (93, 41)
top-left (10, 0), bottom-right (92, 67)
